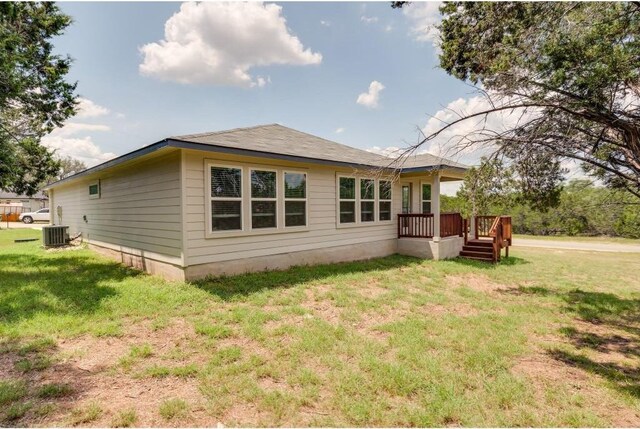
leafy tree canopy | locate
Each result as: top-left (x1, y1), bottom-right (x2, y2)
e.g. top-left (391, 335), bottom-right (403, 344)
top-left (0, 2), bottom-right (76, 195)
top-left (396, 2), bottom-right (640, 199)
top-left (437, 1), bottom-right (640, 197)
top-left (444, 179), bottom-right (640, 239)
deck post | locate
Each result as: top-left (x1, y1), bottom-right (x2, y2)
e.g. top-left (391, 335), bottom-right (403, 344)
top-left (432, 172), bottom-right (441, 242)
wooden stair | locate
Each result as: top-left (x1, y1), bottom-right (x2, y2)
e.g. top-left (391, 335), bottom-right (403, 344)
top-left (460, 239), bottom-right (495, 262)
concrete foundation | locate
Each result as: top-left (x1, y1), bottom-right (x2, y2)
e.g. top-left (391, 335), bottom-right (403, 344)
top-left (184, 238), bottom-right (398, 280)
top-left (89, 236), bottom-right (463, 282)
top-left (397, 236), bottom-right (464, 260)
top-left (89, 243), bottom-right (186, 281)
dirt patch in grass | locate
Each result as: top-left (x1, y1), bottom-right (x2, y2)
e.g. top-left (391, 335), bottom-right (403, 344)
top-left (1, 319), bottom-right (217, 427)
top-left (422, 302), bottom-right (479, 317)
top-left (216, 336), bottom-right (273, 360)
top-left (52, 371), bottom-right (207, 427)
top-left (446, 273), bottom-right (508, 294)
top-left (351, 302), bottom-right (414, 341)
top-left (58, 318), bottom-right (198, 372)
top-left (512, 352), bottom-right (640, 426)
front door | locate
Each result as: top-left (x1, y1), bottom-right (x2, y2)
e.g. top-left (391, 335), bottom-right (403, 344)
top-left (401, 183), bottom-right (412, 213)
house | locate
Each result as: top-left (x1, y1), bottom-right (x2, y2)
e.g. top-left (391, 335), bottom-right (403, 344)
top-left (44, 124), bottom-right (470, 281)
top-left (0, 191), bottom-right (49, 222)
top-left (0, 191), bottom-right (49, 213)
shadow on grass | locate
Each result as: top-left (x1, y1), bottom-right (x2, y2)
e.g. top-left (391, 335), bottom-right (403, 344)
top-left (0, 252), bottom-right (141, 324)
top-left (548, 348), bottom-right (640, 399)
top-left (543, 289), bottom-right (640, 399)
top-left (449, 256), bottom-right (530, 269)
top-left (194, 254), bottom-right (421, 301)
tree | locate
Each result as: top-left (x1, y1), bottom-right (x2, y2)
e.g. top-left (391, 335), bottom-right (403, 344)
top-left (397, 2), bottom-right (640, 199)
top-left (457, 157), bottom-right (513, 217)
top-left (0, 2), bottom-right (77, 195)
top-left (56, 155), bottom-right (86, 180)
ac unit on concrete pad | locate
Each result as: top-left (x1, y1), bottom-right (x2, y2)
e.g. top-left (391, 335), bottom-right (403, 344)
top-left (42, 225), bottom-right (69, 247)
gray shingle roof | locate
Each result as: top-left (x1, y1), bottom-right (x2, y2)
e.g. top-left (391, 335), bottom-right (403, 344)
top-left (172, 124), bottom-right (468, 171)
top-left (47, 124), bottom-right (468, 189)
top-left (397, 153), bottom-right (469, 171)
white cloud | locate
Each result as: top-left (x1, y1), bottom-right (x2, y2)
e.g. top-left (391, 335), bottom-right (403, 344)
top-left (43, 134), bottom-right (117, 167)
top-left (54, 123), bottom-right (111, 138)
top-left (402, 1), bottom-right (442, 49)
top-left (420, 94), bottom-right (538, 161)
top-left (365, 93), bottom-right (537, 167)
top-left (139, 2), bottom-right (322, 87)
top-left (384, 24), bottom-right (393, 33)
top-left (42, 98), bottom-right (117, 167)
top-left (361, 15), bottom-right (379, 24)
top-left (335, 127), bottom-right (345, 134)
top-left (366, 146), bottom-right (404, 157)
top-left (356, 80), bottom-right (385, 109)
top-left (320, 20), bottom-right (331, 27)
top-left (76, 98), bottom-right (110, 118)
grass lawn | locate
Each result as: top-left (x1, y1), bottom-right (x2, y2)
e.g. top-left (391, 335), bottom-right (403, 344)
top-left (514, 233), bottom-right (640, 245)
top-left (1, 228), bottom-right (640, 426)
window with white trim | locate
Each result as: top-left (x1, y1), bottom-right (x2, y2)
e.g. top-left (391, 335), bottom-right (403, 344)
top-left (422, 183), bottom-right (432, 213)
top-left (360, 178), bottom-right (375, 222)
top-left (379, 180), bottom-right (392, 221)
top-left (210, 166), bottom-right (242, 231)
top-left (88, 181), bottom-right (100, 199)
top-left (251, 169), bottom-right (277, 229)
top-left (339, 177), bottom-right (356, 223)
top-left (284, 172), bottom-right (306, 227)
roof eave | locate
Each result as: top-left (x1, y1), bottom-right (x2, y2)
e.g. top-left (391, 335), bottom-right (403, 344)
top-left (400, 164), bottom-right (469, 174)
top-left (44, 139), bottom-right (171, 190)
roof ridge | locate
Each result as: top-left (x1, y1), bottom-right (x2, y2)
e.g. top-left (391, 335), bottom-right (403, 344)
top-left (172, 123), bottom-right (280, 140)
top-left (265, 124), bottom-right (389, 161)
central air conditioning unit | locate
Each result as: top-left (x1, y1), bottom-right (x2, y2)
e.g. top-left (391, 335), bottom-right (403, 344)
top-left (42, 225), bottom-right (69, 247)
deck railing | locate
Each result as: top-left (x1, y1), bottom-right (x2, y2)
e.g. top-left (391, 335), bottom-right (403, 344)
top-left (398, 213), bottom-right (464, 238)
top-left (475, 215), bottom-right (495, 238)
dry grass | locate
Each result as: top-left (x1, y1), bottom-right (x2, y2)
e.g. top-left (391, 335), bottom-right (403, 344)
top-left (1, 229), bottom-right (640, 426)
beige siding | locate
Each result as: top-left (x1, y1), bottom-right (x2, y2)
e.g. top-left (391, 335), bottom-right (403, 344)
top-left (51, 150), bottom-right (183, 265)
top-left (183, 150), bottom-right (402, 266)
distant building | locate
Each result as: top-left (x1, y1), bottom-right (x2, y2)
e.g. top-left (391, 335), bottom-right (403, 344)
top-left (0, 191), bottom-right (49, 213)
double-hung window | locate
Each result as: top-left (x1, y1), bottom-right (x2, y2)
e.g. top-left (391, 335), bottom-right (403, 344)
top-left (422, 183), bottom-right (432, 213)
top-left (379, 180), bottom-right (392, 221)
top-left (339, 177), bottom-right (356, 223)
top-left (284, 172), bottom-right (307, 227)
top-left (211, 166), bottom-right (243, 231)
top-left (360, 178), bottom-right (375, 222)
top-left (251, 170), bottom-right (277, 229)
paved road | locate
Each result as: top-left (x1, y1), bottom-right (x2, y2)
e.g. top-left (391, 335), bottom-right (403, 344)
top-left (515, 238), bottom-right (640, 253)
top-left (0, 222), bottom-right (47, 230)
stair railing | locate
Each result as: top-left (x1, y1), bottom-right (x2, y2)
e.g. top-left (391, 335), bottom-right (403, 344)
top-left (488, 215), bottom-right (513, 262)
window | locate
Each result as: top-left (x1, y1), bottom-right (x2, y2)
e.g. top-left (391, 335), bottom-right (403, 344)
top-left (284, 172), bottom-right (306, 227)
top-left (379, 180), bottom-right (392, 221)
top-left (211, 166), bottom-right (242, 231)
top-left (422, 183), bottom-right (432, 213)
top-left (401, 184), bottom-right (411, 214)
top-left (88, 181), bottom-right (100, 199)
top-left (339, 177), bottom-right (356, 223)
top-left (251, 170), bottom-right (277, 229)
top-left (39, 208), bottom-right (49, 214)
top-left (360, 178), bottom-right (375, 222)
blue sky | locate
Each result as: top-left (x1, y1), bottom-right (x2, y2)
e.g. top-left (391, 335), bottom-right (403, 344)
top-left (46, 1), bottom-right (479, 185)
